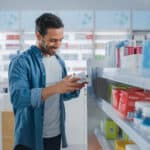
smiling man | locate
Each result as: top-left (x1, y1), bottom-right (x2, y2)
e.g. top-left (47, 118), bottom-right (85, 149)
top-left (8, 13), bottom-right (86, 150)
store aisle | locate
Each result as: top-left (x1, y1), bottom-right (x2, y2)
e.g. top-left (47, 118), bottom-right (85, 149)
top-left (64, 89), bottom-right (87, 146)
top-left (87, 89), bottom-right (105, 133)
top-left (61, 144), bottom-right (86, 150)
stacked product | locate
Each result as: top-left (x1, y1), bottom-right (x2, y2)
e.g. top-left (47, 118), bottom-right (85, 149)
top-left (120, 44), bottom-right (142, 72)
top-left (112, 86), bottom-right (150, 120)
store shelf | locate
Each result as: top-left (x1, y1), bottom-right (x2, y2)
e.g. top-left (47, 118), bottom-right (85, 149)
top-left (96, 99), bottom-right (150, 150)
top-left (97, 68), bottom-right (150, 90)
top-left (94, 127), bottom-right (113, 150)
top-left (0, 114), bottom-right (2, 150)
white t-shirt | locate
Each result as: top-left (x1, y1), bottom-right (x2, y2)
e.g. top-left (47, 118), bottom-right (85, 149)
top-left (42, 55), bottom-right (62, 138)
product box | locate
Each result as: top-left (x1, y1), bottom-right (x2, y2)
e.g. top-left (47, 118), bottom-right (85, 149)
top-left (115, 140), bottom-right (134, 150)
top-left (120, 54), bottom-right (142, 72)
top-left (118, 89), bottom-right (150, 119)
top-left (2, 137), bottom-right (14, 150)
top-left (104, 119), bottom-right (118, 140)
top-left (111, 85), bottom-right (128, 109)
top-left (1, 111), bottom-right (14, 150)
top-left (112, 88), bottom-right (121, 109)
top-left (118, 89), bottom-right (145, 119)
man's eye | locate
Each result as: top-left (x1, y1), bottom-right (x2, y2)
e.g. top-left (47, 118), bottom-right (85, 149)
top-left (50, 39), bottom-right (62, 42)
top-left (49, 40), bottom-right (55, 42)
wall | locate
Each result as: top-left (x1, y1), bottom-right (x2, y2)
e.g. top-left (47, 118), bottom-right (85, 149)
top-left (0, 0), bottom-right (150, 10)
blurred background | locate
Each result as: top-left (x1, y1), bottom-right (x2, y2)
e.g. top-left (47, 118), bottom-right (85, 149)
top-left (0, 0), bottom-right (150, 150)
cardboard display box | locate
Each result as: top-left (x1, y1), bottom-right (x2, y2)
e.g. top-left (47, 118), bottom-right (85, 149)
top-left (1, 111), bottom-right (14, 150)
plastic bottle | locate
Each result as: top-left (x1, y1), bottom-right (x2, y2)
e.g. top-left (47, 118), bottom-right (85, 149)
top-left (141, 40), bottom-right (150, 77)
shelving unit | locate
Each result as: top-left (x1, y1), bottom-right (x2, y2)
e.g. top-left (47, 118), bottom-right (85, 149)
top-left (97, 68), bottom-right (150, 90)
top-left (0, 113), bottom-right (2, 150)
top-left (22, 31), bottom-right (94, 74)
top-left (60, 32), bottom-right (93, 74)
top-left (0, 32), bottom-right (21, 91)
top-left (88, 65), bottom-right (150, 150)
top-left (94, 127), bottom-right (113, 150)
top-left (96, 99), bottom-right (150, 150)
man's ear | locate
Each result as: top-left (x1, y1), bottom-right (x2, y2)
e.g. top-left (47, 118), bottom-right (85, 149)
top-left (36, 32), bottom-right (42, 40)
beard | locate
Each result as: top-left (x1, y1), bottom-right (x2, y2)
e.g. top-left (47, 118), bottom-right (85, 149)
top-left (40, 39), bottom-right (57, 56)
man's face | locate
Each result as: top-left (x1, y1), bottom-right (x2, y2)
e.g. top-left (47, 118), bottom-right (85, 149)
top-left (37, 28), bottom-right (64, 56)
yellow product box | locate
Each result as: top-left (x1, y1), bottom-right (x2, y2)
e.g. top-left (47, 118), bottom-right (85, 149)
top-left (115, 139), bottom-right (134, 150)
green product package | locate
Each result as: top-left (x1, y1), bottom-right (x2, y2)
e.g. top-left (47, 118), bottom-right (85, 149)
top-left (104, 119), bottom-right (118, 140)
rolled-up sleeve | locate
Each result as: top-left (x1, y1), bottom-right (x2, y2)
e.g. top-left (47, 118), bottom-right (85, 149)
top-left (31, 88), bottom-right (43, 107)
top-left (8, 57), bottom-right (43, 109)
top-left (62, 90), bottom-right (80, 101)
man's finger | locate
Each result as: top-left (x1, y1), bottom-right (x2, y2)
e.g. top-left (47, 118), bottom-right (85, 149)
top-left (64, 75), bottom-right (72, 80)
top-left (70, 77), bottom-right (80, 82)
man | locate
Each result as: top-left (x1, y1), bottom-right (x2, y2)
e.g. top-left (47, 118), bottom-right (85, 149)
top-left (8, 13), bottom-right (86, 150)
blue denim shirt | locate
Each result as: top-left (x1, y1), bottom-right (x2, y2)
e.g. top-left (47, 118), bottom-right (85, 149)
top-left (8, 46), bottom-right (80, 150)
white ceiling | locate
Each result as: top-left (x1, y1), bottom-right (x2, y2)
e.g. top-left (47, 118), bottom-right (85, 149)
top-left (0, 0), bottom-right (150, 10)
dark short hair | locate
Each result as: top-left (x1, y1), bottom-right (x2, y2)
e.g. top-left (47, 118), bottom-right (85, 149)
top-left (35, 13), bottom-right (64, 36)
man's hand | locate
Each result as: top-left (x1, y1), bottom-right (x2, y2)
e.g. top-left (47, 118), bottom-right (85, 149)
top-left (42, 75), bottom-right (86, 101)
top-left (55, 75), bottom-right (85, 94)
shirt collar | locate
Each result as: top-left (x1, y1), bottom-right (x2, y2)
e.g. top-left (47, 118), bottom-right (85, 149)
top-left (31, 45), bottom-right (59, 60)
top-left (31, 45), bottom-right (44, 58)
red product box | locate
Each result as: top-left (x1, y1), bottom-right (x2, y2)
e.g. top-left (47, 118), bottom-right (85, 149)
top-left (112, 87), bottom-right (143, 110)
top-left (118, 90), bottom-right (145, 119)
top-left (126, 87), bottom-right (143, 92)
top-left (112, 89), bottom-right (121, 109)
top-left (143, 91), bottom-right (150, 101)
top-left (6, 34), bottom-right (20, 40)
